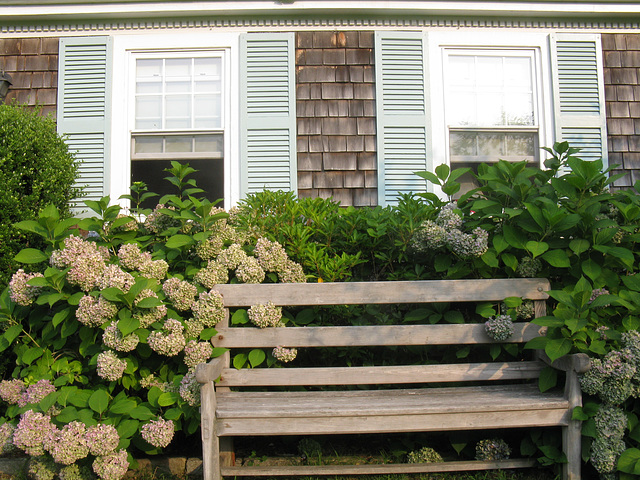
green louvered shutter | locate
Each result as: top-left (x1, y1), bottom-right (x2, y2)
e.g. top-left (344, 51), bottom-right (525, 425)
top-left (550, 33), bottom-right (607, 166)
top-left (57, 36), bottom-right (112, 214)
top-left (375, 31), bottom-right (429, 206)
top-left (240, 33), bottom-right (296, 197)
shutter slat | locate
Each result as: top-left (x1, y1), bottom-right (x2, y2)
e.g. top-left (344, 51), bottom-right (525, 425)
top-left (551, 33), bottom-right (607, 167)
top-left (375, 32), bottom-right (429, 206)
top-left (57, 37), bottom-right (112, 216)
top-left (240, 33), bottom-right (296, 197)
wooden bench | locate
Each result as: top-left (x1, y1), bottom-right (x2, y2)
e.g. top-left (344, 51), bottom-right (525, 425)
top-left (195, 279), bottom-right (590, 480)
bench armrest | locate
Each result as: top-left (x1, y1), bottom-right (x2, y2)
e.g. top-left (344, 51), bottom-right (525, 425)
top-left (538, 351), bottom-right (591, 374)
top-left (196, 356), bottom-right (226, 384)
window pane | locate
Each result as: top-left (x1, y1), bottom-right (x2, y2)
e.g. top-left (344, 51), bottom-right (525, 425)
top-left (476, 95), bottom-right (504, 126)
top-left (165, 58), bottom-right (191, 77)
top-left (505, 93), bottom-right (534, 125)
top-left (450, 132), bottom-right (477, 156)
top-left (134, 136), bottom-right (163, 154)
top-left (195, 134), bottom-right (223, 154)
top-left (477, 57), bottom-right (502, 88)
top-left (448, 93), bottom-right (476, 126)
top-left (506, 133), bottom-right (536, 156)
top-left (137, 59), bottom-right (162, 78)
top-left (165, 136), bottom-right (193, 153)
top-left (477, 133), bottom-right (504, 156)
top-left (135, 96), bottom-right (162, 129)
top-left (505, 57), bottom-right (532, 88)
top-left (449, 56), bottom-right (474, 87)
top-left (165, 95), bottom-right (191, 128)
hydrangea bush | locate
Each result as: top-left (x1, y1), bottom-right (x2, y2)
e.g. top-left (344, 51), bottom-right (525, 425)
top-left (3, 145), bottom-right (640, 477)
top-left (0, 163), bottom-right (306, 479)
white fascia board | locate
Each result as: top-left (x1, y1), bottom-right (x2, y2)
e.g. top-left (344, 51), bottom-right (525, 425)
top-left (3, 1), bottom-right (640, 21)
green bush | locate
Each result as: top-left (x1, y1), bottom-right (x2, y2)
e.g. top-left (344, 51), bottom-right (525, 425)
top-left (0, 104), bottom-right (79, 288)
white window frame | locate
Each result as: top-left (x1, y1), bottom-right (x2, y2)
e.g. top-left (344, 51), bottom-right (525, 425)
top-left (110, 33), bottom-right (240, 208)
top-left (427, 31), bottom-right (554, 174)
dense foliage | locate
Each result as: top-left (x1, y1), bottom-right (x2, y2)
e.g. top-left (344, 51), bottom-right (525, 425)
top-left (2, 143), bottom-right (640, 479)
top-left (0, 104), bottom-right (80, 289)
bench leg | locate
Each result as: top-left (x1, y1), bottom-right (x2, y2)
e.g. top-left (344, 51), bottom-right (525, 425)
top-left (220, 437), bottom-right (235, 467)
top-left (201, 381), bottom-right (221, 480)
top-left (563, 420), bottom-right (582, 480)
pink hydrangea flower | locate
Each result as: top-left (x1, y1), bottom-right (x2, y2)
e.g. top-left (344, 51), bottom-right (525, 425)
top-left (191, 290), bottom-right (225, 327)
top-left (44, 421), bottom-right (90, 465)
top-left (183, 340), bottom-right (213, 368)
top-left (141, 417), bottom-right (174, 448)
top-left (86, 423), bottom-right (120, 456)
top-left (92, 449), bottom-right (129, 480)
top-left (13, 410), bottom-right (55, 456)
top-left (0, 379), bottom-right (25, 404)
top-left (8, 269), bottom-right (44, 306)
top-left (96, 351), bottom-right (127, 381)
top-left (18, 379), bottom-right (55, 407)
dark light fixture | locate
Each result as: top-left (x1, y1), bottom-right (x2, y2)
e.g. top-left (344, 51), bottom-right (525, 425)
top-left (0, 71), bottom-right (12, 104)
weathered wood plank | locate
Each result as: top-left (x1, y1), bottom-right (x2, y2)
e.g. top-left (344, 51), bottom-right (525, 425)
top-left (216, 408), bottom-right (570, 436)
top-left (213, 322), bottom-right (542, 348)
top-left (215, 384), bottom-right (568, 418)
top-left (220, 458), bottom-right (537, 476)
top-left (213, 279), bottom-right (550, 306)
top-left (216, 361), bottom-right (545, 387)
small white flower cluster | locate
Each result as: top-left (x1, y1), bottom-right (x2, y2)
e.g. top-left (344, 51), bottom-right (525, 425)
top-left (191, 290), bottom-right (225, 327)
top-left (411, 203), bottom-right (488, 258)
top-left (96, 351), bottom-right (127, 381)
top-left (8, 269), bottom-right (44, 306)
top-left (76, 295), bottom-right (118, 328)
top-left (590, 405), bottom-right (627, 476)
top-left (248, 302), bottom-right (283, 328)
top-left (162, 277), bottom-right (197, 311)
top-left (484, 315), bottom-right (515, 341)
top-left (475, 438), bottom-right (511, 461)
top-left (272, 346), bottom-right (297, 363)
top-left (147, 319), bottom-right (186, 357)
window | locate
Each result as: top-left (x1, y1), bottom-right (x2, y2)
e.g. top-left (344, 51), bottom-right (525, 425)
top-left (131, 53), bottom-right (225, 207)
top-left (442, 48), bottom-right (544, 192)
top-left (445, 51), bottom-right (539, 164)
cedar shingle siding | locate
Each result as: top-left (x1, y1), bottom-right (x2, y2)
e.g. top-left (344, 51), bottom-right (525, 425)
top-left (603, 33), bottom-right (640, 189)
top-left (296, 32), bottom-right (377, 207)
top-left (0, 37), bottom-right (58, 117)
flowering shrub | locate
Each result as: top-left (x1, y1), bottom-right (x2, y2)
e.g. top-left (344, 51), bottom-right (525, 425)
top-left (0, 163), bottom-right (307, 479)
top-left (3, 145), bottom-right (640, 477)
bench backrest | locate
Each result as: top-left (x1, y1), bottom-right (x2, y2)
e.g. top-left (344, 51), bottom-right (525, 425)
top-left (211, 278), bottom-right (550, 388)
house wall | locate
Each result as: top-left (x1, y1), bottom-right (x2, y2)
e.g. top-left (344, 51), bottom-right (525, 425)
top-left (296, 31), bottom-right (377, 207)
top-left (2, 31), bottom-right (640, 201)
top-left (0, 37), bottom-right (58, 116)
top-left (603, 33), bottom-right (640, 189)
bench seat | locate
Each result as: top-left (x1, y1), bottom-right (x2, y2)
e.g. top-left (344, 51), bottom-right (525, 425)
top-left (215, 384), bottom-right (570, 436)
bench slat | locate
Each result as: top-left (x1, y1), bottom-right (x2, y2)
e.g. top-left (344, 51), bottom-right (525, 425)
top-left (213, 279), bottom-right (550, 306)
top-left (215, 322), bottom-right (542, 348)
top-left (216, 384), bottom-right (568, 418)
top-left (216, 408), bottom-right (569, 436)
top-left (217, 361), bottom-right (545, 387)
top-left (221, 459), bottom-right (537, 476)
